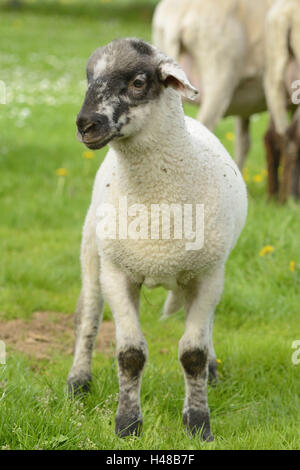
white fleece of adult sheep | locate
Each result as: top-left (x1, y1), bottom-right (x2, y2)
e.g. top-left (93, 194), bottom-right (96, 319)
top-left (152, 0), bottom-right (277, 171)
top-left (87, 89), bottom-right (248, 291)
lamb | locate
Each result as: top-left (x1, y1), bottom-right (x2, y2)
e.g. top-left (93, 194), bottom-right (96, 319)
top-left (67, 38), bottom-right (248, 441)
top-left (264, 0), bottom-right (300, 201)
top-left (152, 0), bottom-right (275, 170)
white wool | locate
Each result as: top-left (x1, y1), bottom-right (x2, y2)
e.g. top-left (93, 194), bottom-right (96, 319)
top-left (87, 88), bottom-right (247, 291)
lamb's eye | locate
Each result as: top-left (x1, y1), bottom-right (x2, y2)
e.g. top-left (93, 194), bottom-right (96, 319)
top-left (130, 74), bottom-right (147, 91)
top-left (133, 79), bottom-right (145, 88)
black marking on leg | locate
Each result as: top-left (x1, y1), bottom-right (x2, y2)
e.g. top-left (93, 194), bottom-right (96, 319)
top-left (118, 347), bottom-right (146, 379)
top-left (183, 408), bottom-right (213, 442)
top-left (115, 413), bottom-right (143, 438)
top-left (180, 348), bottom-right (208, 377)
top-left (67, 374), bottom-right (92, 398)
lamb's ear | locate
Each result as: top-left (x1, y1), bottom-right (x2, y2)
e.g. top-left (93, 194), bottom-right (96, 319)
top-left (159, 61), bottom-right (198, 100)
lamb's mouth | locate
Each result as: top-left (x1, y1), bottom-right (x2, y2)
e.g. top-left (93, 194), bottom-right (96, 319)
top-left (83, 134), bottom-right (115, 150)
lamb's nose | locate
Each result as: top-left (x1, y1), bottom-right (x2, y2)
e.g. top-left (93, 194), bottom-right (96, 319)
top-left (76, 114), bottom-right (94, 136)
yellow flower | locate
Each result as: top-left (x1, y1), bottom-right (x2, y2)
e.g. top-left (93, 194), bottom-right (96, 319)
top-left (242, 168), bottom-right (249, 183)
top-left (83, 151), bottom-right (94, 159)
top-left (259, 245), bottom-right (275, 257)
top-left (253, 174), bottom-right (263, 183)
top-left (216, 359), bottom-right (222, 365)
top-left (56, 168), bottom-right (68, 176)
top-left (13, 19), bottom-right (22, 29)
top-left (289, 261), bottom-right (296, 272)
top-left (225, 131), bottom-right (235, 142)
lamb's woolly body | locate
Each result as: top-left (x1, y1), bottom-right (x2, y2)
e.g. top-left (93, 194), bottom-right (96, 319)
top-left (90, 90), bottom-right (247, 289)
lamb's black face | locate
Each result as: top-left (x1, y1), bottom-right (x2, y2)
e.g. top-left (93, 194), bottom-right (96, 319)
top-left (76, 39), bottom-right (163, 149)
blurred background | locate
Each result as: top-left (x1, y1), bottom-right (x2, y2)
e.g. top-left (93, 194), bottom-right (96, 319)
top-left (0, 0), bottom-right (160, 317)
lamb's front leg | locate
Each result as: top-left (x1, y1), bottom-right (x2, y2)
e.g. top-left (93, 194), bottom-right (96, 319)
top-left (68, 209), bottom-right (103, 395)
top-left (179, 266), bottom-right (224, 441)
top-left (100, 259), bottom-right (147, 437)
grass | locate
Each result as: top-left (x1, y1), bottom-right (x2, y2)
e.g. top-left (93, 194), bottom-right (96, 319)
top-left (0, 0), bottom-right (299, 450)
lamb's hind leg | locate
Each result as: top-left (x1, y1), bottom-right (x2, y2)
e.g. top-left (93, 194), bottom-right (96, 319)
top-left (179, 266), bottom-right (224, 441)
top-left (68, 209), bottom-right (104, 395)
top-left (100, 259), bottom-right (147, 437)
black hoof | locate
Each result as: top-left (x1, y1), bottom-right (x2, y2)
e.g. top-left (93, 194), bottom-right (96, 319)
top-left (67, 374), bottom-right (92, 397)
top-left (183, 409), bottom-right (214, 442)
top-left (208, 359), bottom-right (218, 385)
top-left (115, 414), bottom-right (143, 438)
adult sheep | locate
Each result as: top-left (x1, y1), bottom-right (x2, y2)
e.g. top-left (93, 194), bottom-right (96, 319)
top-left (67, 38), bottom-right (247, 441)
top-left (152, 0), bottom-right (276, 170)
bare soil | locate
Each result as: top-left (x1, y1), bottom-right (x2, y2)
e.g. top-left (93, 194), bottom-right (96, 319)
top-left (0, 312), bottom-right (115, 360)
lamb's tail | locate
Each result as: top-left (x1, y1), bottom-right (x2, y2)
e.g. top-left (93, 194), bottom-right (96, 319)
top-left (161, 289), bottom-right (184, 319)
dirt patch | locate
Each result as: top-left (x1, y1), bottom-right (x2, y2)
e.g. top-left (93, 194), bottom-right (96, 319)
top-left (0, 312), bottom-right (115, 360)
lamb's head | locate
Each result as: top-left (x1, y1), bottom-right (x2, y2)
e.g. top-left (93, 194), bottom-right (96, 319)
top-left (76, 38), bottom-right (198, 149)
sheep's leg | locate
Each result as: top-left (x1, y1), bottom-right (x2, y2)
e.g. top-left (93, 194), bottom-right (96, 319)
top-left (280, 138), bottom-right (296, 203)
top-left (291, 150), bottom-right (300, 199)
top-left (197, 72), bottom-right (238, 131)
top-left (264, 121), bottom-right (281, 199)
top-left (68, 210), bottom-right (103, 395)
top-left (181, 14), bottom-right (243, 131)
top-left (281, 140), bottom-right (300, 202)
top-left (235, 117), bottom-right (250, 171)
top-left (162, 289), bottom-right (218, 382)
top-left (100, 259), bottom-right (146, 437)
top-left (179, 266), bottom-right (224, 441)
